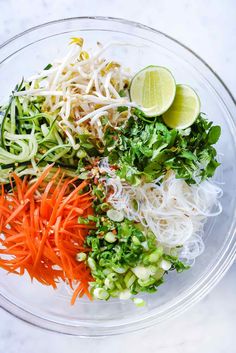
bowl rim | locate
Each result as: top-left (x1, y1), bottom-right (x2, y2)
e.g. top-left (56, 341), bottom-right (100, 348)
top-left (0, 16), bottom-right (235, 336)
top-left (1, 16), bottom-right (235, 103)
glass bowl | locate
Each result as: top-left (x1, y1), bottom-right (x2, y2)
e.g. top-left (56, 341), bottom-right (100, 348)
top-left (0, 17), bottom-right (235, 337)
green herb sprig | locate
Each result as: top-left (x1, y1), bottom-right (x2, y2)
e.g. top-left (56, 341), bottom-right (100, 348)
top-left (103, 110), bottom-right (221, 184)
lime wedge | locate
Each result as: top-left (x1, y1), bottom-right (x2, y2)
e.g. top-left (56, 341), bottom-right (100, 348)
top-left (163, 84), bottom-right (200, 129)
top-left (130, 66), bottom-right (176, 117)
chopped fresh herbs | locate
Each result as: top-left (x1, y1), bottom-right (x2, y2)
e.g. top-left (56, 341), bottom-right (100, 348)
top-left (103, 112), bottom-right (221, 184)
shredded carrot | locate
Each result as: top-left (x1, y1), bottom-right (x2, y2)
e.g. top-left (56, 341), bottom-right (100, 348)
top-left (0, 165), bottom-right (94, 304)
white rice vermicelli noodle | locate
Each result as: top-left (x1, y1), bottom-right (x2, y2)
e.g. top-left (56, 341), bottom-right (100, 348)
top-left (105, 169), bottom-right (222, 264)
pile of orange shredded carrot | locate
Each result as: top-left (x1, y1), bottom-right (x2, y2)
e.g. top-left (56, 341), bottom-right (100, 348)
top-left (0, 165), bottom-right (95, 304)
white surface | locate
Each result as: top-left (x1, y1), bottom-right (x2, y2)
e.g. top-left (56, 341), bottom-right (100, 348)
top-left (0, 264), bottom-right (235, 353)
top-left (0, 1), bottom-right (235, 352)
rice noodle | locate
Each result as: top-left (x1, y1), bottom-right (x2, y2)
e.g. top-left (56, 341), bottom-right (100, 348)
top-left (102, 163), bottom-right (222, 263)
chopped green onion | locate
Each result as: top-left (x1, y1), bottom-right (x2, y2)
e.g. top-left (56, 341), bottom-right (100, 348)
top-left (138, 277), bottom-right (156, 287)
top-left (112, 265), bottom-right (127, 274)
top-left (124, 271), bottom-right (136, 288)
top-left (132, 266), bottom-right (151, 280)
top-left (141, 241), bottom-right (149, 250)
top-left (148, 248), bottom-right (163, 263)
top-left (115, 281), bottom-right (123, 290)
top-left (103, 268), bottom-right (112, 276)
top-left (100, 203), bottom-right (109, 211)
top-left (132, 236), bottom-right (141, 245)
top-left (78, 217), bottom-right (89, 224)
top-left (107, 209), bottom-right (124, 222)
top-left (104, 278), bottom-right (115, 290)
top-left (110, 289), bottom-right (120, 298)
top-left (87, 215), bottom-right (98, 222)
top-left (93, 288), bottom-right (109, 300)
top-left (104, 231), bottom-right (116, 243)
top-left (87, 257), bottom-right (96, 271)
top-left (76, 252), bottom-right (87, 262)
top-left (119, 289), bottom-right (131, 300)
top-left (132, 265), bottom-right (157, 280)
top-left (132, 298), bottom-right (146, 307)
top-left (159, 259), bottom-right (172, 271)
top-left (107, 273), bottom-right (118, 281)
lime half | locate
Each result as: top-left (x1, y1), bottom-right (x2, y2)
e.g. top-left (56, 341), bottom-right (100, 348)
top-left (163, 84), bottom-right (200, 129)
top-left (130, 66), bottom-right (176, 117)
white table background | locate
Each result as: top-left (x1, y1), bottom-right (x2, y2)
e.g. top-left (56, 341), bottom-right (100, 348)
top-left (0, 1), bottom-right (235, 352)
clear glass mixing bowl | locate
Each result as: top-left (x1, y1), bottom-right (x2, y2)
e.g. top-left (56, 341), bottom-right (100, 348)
top-left (0, 17), bottom-right (235, 336)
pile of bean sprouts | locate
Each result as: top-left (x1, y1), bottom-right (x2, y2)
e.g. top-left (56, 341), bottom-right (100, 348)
top-left (14, 40), bottom-right (137, 145)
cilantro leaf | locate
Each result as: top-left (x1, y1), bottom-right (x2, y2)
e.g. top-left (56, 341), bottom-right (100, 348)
top-left (103, 112), bottom-right (221, 185)
top-left (207, 126), bottom-right (221, 145)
